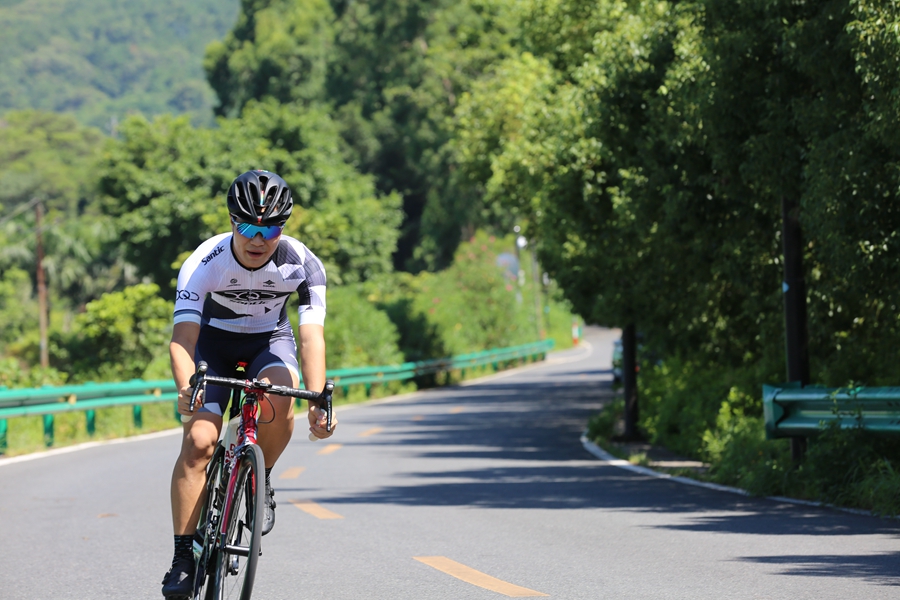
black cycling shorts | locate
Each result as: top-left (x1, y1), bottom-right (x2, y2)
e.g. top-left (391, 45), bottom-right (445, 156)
top-left (194, 326), bottom-right (300, 417)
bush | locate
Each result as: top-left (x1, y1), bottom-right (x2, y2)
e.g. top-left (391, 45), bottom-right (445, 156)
top-left (0, 357), bottom-right (67, 389)
top-left (586, 398), bottom-right (624, 441)
top-left (701, 398), bottom-right (792, 495)
top-left (59, 283), bottom-right (173, 381)
top-left (369, 231), bottom-right (574, 363)
top-left (322, 285), bottom-right (404, 369)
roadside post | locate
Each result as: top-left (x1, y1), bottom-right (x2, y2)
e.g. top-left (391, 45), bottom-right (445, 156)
top-left (780, 195), bottom-right (811, 462)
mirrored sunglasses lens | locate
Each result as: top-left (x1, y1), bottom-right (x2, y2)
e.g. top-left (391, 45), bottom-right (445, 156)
top-left (235, 222), bottom-right (283, 240)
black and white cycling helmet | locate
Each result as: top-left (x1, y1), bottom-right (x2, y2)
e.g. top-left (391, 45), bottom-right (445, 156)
top-left (227, 170), bottom-right (293, 224)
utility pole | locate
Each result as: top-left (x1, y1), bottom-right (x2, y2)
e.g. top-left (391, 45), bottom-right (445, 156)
top-left (530, 249), bottom-right (544, 340)
top-left (621, 323), bottom-right (640, 440)
top-left (35, 201), bottom-right (50, 368)
top-left (781, 195), bottom-right (810, 462)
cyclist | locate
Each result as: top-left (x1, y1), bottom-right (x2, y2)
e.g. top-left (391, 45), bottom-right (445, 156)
top-left (161, 170), bottom-right (337, 598)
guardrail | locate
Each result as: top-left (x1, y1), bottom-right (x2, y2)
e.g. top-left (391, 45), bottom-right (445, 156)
top-left (0, 340), bottom-right (554, 452)
top-left (763, 383), bottom-right (900, 439)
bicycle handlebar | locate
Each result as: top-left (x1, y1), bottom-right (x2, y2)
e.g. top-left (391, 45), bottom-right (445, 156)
top-left (186, 361), bottom-right (334, 436)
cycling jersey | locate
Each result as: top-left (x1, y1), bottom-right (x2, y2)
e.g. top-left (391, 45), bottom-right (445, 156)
top-left (173, 232), bottom-right (326, 335)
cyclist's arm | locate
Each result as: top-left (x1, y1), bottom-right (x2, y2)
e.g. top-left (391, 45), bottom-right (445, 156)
top-left (170, 321), bottom-right (200, 415)
top-left (298, 323), bottom-right (325, 393)
top-left (298, 323), bottom-right (334, 437)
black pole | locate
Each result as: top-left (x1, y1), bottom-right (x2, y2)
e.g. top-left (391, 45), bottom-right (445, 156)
top-left (781, 196), bottom-right (810, 462)
top-left (621, 323), bottom-right (640, 440)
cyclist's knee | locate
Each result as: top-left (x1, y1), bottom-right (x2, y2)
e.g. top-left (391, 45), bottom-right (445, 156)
top-left (180, 422), bottom-right (219, 469)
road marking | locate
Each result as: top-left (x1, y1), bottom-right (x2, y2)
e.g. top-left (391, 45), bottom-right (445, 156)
top-left (449, 406), bottom-right (465, 414)
top-left (358, 427), bottom-right (383, 437)
top-left (290, 500), bottom-right (344, 520)
top-left (279, 466), bottom-right (306, 479)
top-left (413, 557), bottom-right (549, 597)
top-left (316, 443), bottom-right (342, 455)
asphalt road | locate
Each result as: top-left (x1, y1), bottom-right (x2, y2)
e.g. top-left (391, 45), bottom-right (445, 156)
top-left (1, 327), bottom-right (898, 599)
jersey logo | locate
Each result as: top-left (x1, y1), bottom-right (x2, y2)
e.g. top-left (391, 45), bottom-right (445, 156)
top-left (176, 290), bottom-right (200, 301)
top-left (215, 289), bottom-right (291, 305)
top-left (201, 245), bottom-right (226, 265)
top-left (263, 279), bottom-right (276, 287)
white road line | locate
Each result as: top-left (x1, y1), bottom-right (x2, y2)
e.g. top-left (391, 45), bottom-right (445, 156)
top-left (580, 433), bottom-right (883, 518)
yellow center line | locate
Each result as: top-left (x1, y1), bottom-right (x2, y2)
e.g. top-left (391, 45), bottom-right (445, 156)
top-left (414, 557), bottom-right (548, 597)
top-left (358, 427), bottom-right (383, 437)
top-left (290, 500), bottom-right (344, 520)
top-left (278, 466), bottom-right (306, 479)
top-left (316, 443), bottom-right (343, 455)
top-left (449, 406), bottom-right (465, 414)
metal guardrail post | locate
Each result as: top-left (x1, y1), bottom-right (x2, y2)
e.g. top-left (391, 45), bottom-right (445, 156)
top-left (133, 405), bottom-right (143, 428)
top-left (0, 419), bottom-right (7, 454)
top-left (43, 414), bottom-right (54, 447)
top-left (86, 410), bottom-right (96, 436)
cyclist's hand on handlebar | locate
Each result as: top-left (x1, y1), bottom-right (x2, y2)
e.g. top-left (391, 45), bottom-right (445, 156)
top-left (308, 405), bottom-right (336, 440)
top-left (177, 385), bottom-right (203, 417)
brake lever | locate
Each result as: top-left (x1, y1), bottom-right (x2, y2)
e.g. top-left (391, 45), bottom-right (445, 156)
top-left (323, 380), bottom-right (334, 433)
top-left (188, 361), bottom-right (209, 413)
top-left (308, 380), bottom-right (335, 441)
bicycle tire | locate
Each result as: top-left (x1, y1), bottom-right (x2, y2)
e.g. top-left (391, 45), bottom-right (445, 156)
top-left (213, 443), bottom-right (265, 600)
top-left (194, 443), bottom-right (226, 600)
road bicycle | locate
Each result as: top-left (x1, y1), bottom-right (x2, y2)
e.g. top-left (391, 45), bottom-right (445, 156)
top-left (186, 361), bottom-right (334, 600)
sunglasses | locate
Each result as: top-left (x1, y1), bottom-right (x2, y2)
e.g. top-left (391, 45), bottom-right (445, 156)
top-left (231, 217), bottom-right (285, 240)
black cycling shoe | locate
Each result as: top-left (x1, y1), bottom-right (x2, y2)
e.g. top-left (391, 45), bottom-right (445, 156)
top-left (161, 557), bottom-right (194, 599)
top-left (262, 482), bottom-right (276, 536)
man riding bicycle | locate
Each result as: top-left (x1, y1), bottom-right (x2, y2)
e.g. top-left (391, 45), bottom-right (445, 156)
top-left (162, 170), bottom-right (337, 598)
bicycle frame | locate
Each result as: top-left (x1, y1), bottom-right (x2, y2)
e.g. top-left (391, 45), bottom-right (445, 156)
top-left (217, 390), bottom-right (261, 550)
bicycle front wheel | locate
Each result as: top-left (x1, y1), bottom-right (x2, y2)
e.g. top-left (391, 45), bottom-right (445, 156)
top-left (194, 443), bottom-right (226, 600)
top-left (213, 444), bottom-right (265, 600)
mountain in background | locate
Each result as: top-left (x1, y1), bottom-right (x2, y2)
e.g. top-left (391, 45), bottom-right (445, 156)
top-left (0, 0), bottom-right (239, 132)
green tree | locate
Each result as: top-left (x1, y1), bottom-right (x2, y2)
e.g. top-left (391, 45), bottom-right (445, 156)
top-left (0, 111), bottom-right (105, 214)
top-left (204, 0), bottom-right (519, 270)
top-left (98, 101), bottom-right (402, 293)
top-left (205, 0), bottom-right (335, 117)
top-left (323, 285), bottom-right (404, 368)
top-left (60, 283), bottom-right (173, 381)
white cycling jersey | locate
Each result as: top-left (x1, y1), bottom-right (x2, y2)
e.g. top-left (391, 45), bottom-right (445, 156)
top-left (173, 232), bottom-right (326, 334)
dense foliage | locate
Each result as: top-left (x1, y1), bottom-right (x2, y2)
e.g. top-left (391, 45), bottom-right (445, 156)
top-left (475, 0), bottom-right (900, 506)
top-left (206, 0), bottom-right (521, 269)
top-left (0, 0), bottom-right (239, 130)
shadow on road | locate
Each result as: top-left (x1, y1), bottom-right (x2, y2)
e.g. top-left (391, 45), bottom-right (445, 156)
top-left (291, 359), bottom-right (900, 586)
top-left (734, 553), bottom-right (900, 586)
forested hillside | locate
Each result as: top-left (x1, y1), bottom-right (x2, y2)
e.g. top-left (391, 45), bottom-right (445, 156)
top-left (0, 0), bottom-right (240, 130)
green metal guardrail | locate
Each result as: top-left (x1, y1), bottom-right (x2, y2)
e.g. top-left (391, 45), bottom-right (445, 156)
top-left (763, 383), bottom-right (900, 440)
top-left (0, 340), bottom-right (554, 452)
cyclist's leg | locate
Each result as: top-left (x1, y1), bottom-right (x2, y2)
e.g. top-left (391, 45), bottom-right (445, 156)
top-left (164, 412), bottom-right (223, 598)
top-left (253, 362), bottom-right (298, 468)
top-left (170, 334), bottom-right (233, 536)
top-left (170, 413), bottom-right (223, 534)
top-left (247, 334), bottom-right (301, 468)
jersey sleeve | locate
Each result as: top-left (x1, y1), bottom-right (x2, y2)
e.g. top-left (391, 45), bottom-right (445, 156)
top-left (296, 248), bottom-right (327, 326)
top-left (173, 238), bottom-right (223, 326)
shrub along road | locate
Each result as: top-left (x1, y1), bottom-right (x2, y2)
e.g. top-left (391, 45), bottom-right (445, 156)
top-left (0, 327), bottom-right (898, 598)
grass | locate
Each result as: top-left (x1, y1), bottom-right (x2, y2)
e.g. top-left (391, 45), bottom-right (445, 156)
top-left (3, 401), bottom-right (181, 457)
